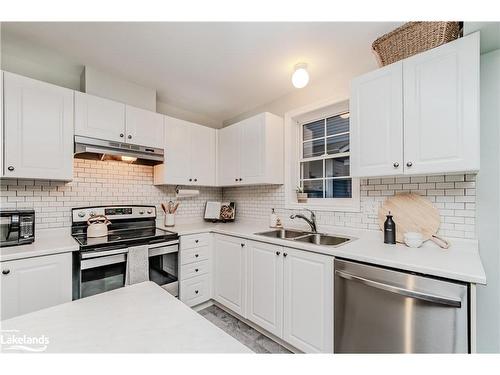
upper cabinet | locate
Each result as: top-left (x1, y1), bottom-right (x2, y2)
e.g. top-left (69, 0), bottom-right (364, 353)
top-left (75, 91), bottom-right (125, 142)
top-left (218, 112), bottom-right (284, 186)
top-left (75, 92), bottom-right (164, 148)
top-left (3, 72), bottom-right (74, 180)
top-left (351, 33), bottom-right (480, 178)
top-left (125, 105), bottom-right (164, 148)
top-left (154, 116), bottom-right (216, 186)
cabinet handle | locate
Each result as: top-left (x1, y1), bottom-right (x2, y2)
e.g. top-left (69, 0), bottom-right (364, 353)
top-left (119, 133), bottom-right (124, 138)
top-left (283, 253), bottom-right (288, 257)
top-left (2, 269), bottom-right (10, 275)
top-left (195, 254), bottom-right (199, 258)
top-left (195, 290), bottom-right (199, 294)
top-left (276, 251), bottom-right (281, 256)
top-left (406, 161), bottom-right (413, 167)
top-left (128, 135), bottom-right (132, 139)
top-left (393, 162), bottom-right (399, 168)
top-left (195, 268), bottom-right (199, 272)
top-left (7, 166), bottom-right (14, 172)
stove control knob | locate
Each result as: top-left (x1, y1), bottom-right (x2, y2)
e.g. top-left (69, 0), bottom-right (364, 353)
top-left (147, 210), bottom-right (153, 214)
top-left (78, 211), bottom-right (86, 218)
top-left (89, 211), bottom-right (96, 217)
top-left (139, 210), bottom-right (145, 215)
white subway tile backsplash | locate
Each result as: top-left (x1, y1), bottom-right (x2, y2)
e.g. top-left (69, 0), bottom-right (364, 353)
top-left (222, 173), bottom-right (476, 239)
top-left (0, 159), bottom-right (222, 229)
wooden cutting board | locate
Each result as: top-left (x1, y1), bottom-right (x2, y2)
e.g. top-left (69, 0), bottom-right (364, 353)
top-left (377, 193), bottom-right (449, 248)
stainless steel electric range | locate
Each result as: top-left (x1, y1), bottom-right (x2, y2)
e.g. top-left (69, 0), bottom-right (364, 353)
top-left (71, 205), bottom-right (179, 300)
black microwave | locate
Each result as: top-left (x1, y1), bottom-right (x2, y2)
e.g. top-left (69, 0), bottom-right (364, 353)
top-left (0, 210), bottom-right (35, 247)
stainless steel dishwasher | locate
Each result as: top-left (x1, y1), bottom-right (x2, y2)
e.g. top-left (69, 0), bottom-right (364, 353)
top-left (334, 259), bottom-right (469, 353)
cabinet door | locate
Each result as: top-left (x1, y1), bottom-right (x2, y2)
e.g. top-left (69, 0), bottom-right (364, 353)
top-left (74, 92), bottom-right (125, 142)
top-left (125, 105), bottom-right (164, 148)
top-left (350, 61), bottom-right (404, 177)
top-left (0, 253), bottom-right (72, 320)
top-left (217, 125), bottom-right (241, 186)
top-left (3, 72), bottom-right (74, 180)
top-left (156, 116), bottom-right (191, 185)
top-left (239, 116), bottom-right (265, 184)
top-left (190, 124), bottom-right (216, 186)
top-left (213, 235), bottom-right (246, 316)
top-left (403, 33), bottom-right (480, 175)
top-left (246, 241), bottom-right (283, 337)
top-left (283, 248), bottom-right (333, 353)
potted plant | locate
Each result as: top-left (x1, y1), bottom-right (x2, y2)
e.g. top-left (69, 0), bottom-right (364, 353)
top-left (296, 186), bottom-right (308, 203)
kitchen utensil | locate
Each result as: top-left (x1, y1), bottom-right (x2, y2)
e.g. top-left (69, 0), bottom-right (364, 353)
top-left (168, 201), bottom-right (174, 214)
top-left (87, 215), bottom-right (111, 238)
top-left (378, 193), bottom-right (449, 249)
top-left (172, 202), bottom-right (179, 214)
top-left (161, 203), bottom-right (168, 214)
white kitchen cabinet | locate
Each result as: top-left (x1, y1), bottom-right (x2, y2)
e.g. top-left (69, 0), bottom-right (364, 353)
top-left (350, 62), bottom-right (404, 177)
top-left (154, 116), bottom-right (216, 186)
top-left (213, 235), bottom-right (246, 317)
top-left (246, 241), bottom-right (283, 337)
top-left (75, 91), bottom-right (126, 142)
top-left (125, 105), bottom-right (164, 149)
top-left (351, 33), bottom-right (480, 178)
top-left (0, 253), bottom-right (72, 320)
top-left (283, 247), bottom-right (333, 353)
top-left (3, 72), bottom-right (74, 180)
top-left (403, 32), bottom-right (480, 175)
top-left (217, 112), bottom-right (283, 186)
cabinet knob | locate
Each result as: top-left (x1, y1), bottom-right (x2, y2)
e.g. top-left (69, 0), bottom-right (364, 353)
top-left (393, 162), bottom-right (399, 168)
top-left (283, 253), bottom-right (288, 257)
top-left (194, 178), bottom-right (197, 182)
top-left (195, 254), bottom-right (199, 258)
top-left (240, 243), bottom-right (245, 247)
top-left (195, 239), bottom-right (199, 243)
top-left (239, 178), bottom-right (243, 181)
top-left (235, 178), bottom-right (238, 182)
top-left (189, 178), bottom-right (192, 182)
top-left (406, 161), bottom-right (413, 167)
top-left (119, 133), bottom-right (124, 138)
top-left (2, 269), bottom-right (10, 275)
top-left (7, 166), bottom-right (14, 172)
top-left (128, 135), bottom-right (132, 139)
top-left (195, 290), bottom-right (199, 294)
top-left (195, 268), bottom-right (199, 272)
top-left (276, 251), bottom-right (281, 256)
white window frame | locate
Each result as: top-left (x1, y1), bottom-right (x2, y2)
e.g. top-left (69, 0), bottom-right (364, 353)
top-left (284, 97), bottom-right (360, 212)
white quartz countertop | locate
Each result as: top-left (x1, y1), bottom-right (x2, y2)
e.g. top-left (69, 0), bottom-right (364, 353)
top-left (0, 282), bottom-right (251, 353)
top-left (167, 220), bottom-right (486, 284)
top-left (0, 228), bottom-right (79, 262)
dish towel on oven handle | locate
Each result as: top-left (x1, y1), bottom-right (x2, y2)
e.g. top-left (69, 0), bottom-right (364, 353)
top-left (125, 245), bottom-right (149, 285)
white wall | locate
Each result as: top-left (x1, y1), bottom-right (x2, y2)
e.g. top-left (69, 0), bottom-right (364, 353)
top-left (476, 48), bottom-right (500, 353)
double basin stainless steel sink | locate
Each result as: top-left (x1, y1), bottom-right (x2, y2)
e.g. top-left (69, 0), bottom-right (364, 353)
top-left (254, 229), bottom-right (352, 247)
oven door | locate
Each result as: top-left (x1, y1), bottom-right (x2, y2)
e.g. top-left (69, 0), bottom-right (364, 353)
top-left (148, 241), bottom-right (179, 296)
top-left (79, 247), bottom-right (128, 299)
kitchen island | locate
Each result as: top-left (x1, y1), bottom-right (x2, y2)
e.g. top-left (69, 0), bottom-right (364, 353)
top-left (0, 282), bottom-right (252, 353)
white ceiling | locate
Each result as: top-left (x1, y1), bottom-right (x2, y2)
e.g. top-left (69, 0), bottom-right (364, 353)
top-left (1, 22), bottom-right (402, 123)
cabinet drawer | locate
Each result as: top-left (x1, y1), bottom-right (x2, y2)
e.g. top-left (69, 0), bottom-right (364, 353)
top-left (181, 260), bottom-right (210, 279)
top-left (181, 233), bottom-right (210, 249)
top-left (180, 274), bottom-right (210, 307)
top-left (180, 246), bottom-right (209, 265)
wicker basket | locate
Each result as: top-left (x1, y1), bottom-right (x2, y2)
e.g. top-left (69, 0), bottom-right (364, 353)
top-left (372, 22), bottom-right (462, 66)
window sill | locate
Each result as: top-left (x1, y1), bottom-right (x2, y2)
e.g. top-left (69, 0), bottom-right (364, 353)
top-left (284, 200), bottom-right (361, 213)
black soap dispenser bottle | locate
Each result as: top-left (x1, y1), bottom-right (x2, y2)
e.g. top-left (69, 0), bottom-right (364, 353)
top-left (384, 211), bottom-right (396, 244)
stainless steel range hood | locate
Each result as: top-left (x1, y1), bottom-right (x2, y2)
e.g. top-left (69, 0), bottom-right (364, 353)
top-left (74, 136), bottom-right (164, 166)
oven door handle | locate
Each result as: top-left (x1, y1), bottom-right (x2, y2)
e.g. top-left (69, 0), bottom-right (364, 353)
top-left (81, 253), bottom-right (127, 270)
top-left (81, 247), bottom-right (129, 259)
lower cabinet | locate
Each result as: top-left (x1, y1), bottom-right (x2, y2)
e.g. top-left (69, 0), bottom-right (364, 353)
top-left (246, 241), bottom-right (283, 337)
top-left (212, 235), bottom-right (334, 353)
top-left (213, 234), bottom-right (247, 316)
top-left (0, 253), bottom-right (72, 320)
top-left (282, 247), bottom-right (334, 353)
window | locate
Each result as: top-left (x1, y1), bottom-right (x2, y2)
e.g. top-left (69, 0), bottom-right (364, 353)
top-left (299, 112), bottom-right (352, 199)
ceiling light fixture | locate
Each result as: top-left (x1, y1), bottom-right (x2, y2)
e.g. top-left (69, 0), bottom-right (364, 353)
top-left (292, 63), bottom-right (309, 89)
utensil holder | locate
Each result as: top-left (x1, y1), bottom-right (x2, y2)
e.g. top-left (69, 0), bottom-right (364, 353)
top-left (164, 214), bottom-right (175, 227)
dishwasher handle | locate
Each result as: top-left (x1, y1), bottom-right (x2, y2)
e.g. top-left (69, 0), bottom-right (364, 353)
top-left (335, 270), bottom-right (462, 308)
